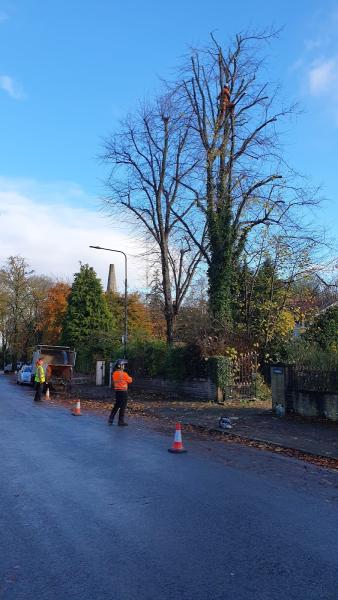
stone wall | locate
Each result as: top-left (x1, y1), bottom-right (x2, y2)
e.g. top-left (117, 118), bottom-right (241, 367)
top-left (72, 376), bottom-right (217, 402)
top-left (271, 365), bottom-right (338, 422)
top-left (131, 377), bottom-right (217, 402)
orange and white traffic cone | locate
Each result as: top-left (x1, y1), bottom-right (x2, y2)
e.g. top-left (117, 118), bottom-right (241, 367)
top-left (45, 387), bottom-right (50, 400)
top-left (168, 422), bottom-right (187, 453)
top-left (72, 399), bottom-right (81, 416)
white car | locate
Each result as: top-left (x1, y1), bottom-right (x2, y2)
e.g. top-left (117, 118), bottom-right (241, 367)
top-left (17, 365), bottom-right (33, 385)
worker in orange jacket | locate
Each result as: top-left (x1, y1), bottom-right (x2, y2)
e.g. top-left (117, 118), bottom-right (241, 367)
top-left (108, 359), bottom-right (133, 426)
top-left (218, 85), bottom-right (234, 117)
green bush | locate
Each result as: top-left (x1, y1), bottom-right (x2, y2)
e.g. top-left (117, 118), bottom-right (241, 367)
top-left (164, 344), bottom-right (207, 380)
top-left (110, 340), bottom-right (206, 381)
top-left (284, 338), bottom-right (338, 370)
top-left (305, 306), bottom-right (338, 353)
top-left (207, 355), bottom-right (233, 389)
top-left (112, 340), bottom-right (167, 378)
top-left (254, 372), bottom-right (272, 402)
top-left (75, 331), bottom-right (119, 374)
top-left (74, 351), bottom-right (94, 374)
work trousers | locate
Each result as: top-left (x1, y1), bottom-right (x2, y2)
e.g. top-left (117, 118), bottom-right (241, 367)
top-left (34, 382), bottom-right (44, 402)
top-left (109, 390), bottom-right (128, 424)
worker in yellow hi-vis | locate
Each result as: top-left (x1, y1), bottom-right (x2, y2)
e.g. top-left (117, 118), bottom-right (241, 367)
top-left (34, 358), bottom-right (45, 402)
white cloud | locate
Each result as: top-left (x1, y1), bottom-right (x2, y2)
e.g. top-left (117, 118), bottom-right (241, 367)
top-left (0, 177), bottom-right (146, 291)
top-left (308, 59), bottom-right (337, 95)
top-left (0, 75), bottom-right (25, 100)
top-left (291, 7), bottom-right (338, 123)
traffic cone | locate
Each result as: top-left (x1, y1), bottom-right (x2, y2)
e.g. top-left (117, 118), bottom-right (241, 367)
top-left (168, 423), bottom-right (187, 453)
top-left (45, 387), bottom-right (50, 400)
top-left (72, 399), bottom-right (81, 416)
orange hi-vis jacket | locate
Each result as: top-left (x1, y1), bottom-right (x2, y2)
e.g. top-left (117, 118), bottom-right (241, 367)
top-left (112, 370), bottom-right (133, 391)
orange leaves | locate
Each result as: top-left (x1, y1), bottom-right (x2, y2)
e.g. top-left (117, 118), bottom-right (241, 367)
top-left (41, 282), bottom-right (71, 344)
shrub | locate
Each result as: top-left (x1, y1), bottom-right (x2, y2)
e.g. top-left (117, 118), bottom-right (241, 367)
top-left (112, 340), bottom-right (167, 377)
top-left (111, 340), bottom-right (207, 380)
top-left (284, 339), bottom-right (338, 370)
top-left (206, 355), bottom-right (233, 389)
top-left (254, 372), bottom-right (272, 402)
top-left (304, 306), bottom-right (338, 353)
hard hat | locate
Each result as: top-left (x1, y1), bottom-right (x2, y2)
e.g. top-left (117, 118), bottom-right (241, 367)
top-left (114, 358), bottom-right (128, 369)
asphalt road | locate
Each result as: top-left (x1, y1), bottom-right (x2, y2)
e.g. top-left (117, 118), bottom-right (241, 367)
top-left (0, 374), bottom-right (337, 600)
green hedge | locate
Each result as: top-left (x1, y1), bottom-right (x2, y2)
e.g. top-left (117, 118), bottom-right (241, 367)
top-left (111, 341), bottom-right (207, 381)
top-left (284, 339), bottom-right (338, 370)
top-left (206, 355), bottom-right (233, 388)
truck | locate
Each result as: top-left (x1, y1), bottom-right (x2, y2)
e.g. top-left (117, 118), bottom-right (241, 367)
top-left (31, 345), bottom-right (76, 393)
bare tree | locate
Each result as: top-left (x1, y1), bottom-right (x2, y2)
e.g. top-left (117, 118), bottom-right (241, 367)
top-left (170, 32), bottom-right (322, 326)
top-left (0, 256), bottom-right (52, 366)
top-left (102, 97), bottom-right (206, 344)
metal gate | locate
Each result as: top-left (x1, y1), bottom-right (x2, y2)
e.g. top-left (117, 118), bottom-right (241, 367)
top-left (224, 351), bottom-right (258, 401)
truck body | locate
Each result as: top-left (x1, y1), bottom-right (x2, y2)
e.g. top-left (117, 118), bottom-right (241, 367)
top-left (31, 345), bottom-right (76, 393)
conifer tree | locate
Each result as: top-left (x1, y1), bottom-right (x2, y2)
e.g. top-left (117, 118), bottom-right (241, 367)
top-left (61, 264), bottom-right (112, 348)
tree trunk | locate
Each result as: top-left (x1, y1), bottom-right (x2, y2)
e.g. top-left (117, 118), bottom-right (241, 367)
top-left (161, 244), bottom-right (175, 345)
top-left (164, 310), bottom-right (175, 346)
top-left (208, 242), bottom-right (233, 324)
top-left (207, 177), bottom-right (234, 326)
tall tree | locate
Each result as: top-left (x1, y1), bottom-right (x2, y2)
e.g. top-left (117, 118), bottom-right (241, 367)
top-left (172, 33), bottom-right (320, 326)
top-left (0, 256), bottom-right (31, 367)
top-left (61, 264), bottom-right (112, 348)
top-left (106, 291), bottom-right (154, 343)
top-left (102, 98), bottom-right (206, 345)
top-left (40, 282), bottom-right (71, 344)
top-left (0, 256), bottom-right (57, 365)
top-left (20, 274), bottom-right (53, 352)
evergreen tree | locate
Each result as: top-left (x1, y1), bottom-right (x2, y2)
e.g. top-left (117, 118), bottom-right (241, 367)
top-left (305, 306), bottom-right (338, 353)
top-left (61, 264), bottom-right (112, 348)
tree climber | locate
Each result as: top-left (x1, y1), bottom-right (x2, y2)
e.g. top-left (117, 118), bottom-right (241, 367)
top-left (218, 85), bottom-right (235, 117)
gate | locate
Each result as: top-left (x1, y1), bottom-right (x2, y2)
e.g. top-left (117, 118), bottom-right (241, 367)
top-left (224, 352), bottom-right (258, 401)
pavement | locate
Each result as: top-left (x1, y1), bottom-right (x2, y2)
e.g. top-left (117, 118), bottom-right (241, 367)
top-left (1, 374), bottom-right (338, 600)
top-left (71, 382), bottom-right (338, 462)
top-left (126, 393), bottom-right (338, 461)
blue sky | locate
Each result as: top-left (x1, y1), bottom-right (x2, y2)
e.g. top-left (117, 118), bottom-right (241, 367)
top-left (0, 0), bottom-right (337, 286)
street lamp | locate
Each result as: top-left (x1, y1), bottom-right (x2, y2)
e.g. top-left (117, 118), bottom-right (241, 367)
top-left (89, 245), bottom-right (128, 358)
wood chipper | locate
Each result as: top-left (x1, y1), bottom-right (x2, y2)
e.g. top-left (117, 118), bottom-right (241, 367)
top-left (31, 345), bottom-right (76, 394)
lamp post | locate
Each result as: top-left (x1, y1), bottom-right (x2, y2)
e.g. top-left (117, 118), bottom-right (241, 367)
top-left (89, 245), bottom-right (128, 358)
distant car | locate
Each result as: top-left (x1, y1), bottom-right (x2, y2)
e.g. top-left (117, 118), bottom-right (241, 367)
top-left (16, 365), bottom-right (33, 385)
top-left (4, 362), bottom-right (23, 373)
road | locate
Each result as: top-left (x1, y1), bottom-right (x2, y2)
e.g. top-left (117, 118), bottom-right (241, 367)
top-left (0, 374), bottom-right (337, 600)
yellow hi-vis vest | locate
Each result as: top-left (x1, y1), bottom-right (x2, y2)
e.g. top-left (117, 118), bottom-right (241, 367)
top-left (35, 364), bottom-right (45, 383)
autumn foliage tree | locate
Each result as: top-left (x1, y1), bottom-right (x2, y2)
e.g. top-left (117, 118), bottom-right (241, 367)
top-left (106, 291), bottom-right (154, 343)
top-left (40, 282), bottom-right (71, 344)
